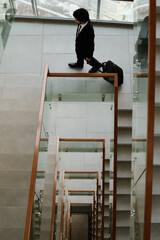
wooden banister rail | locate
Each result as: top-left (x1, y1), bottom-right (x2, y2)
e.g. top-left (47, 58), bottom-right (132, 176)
top-left (65, 191), bottom-right (69, 240)
top-left (96, 174), bottom-right (99, 240)
top-left (101, 139), bottom-right (105, 240)
top-left (93, 195), bottom-right (95, 240)
top-left (24, 64), bottom-right (49, 240)
top-left (68, 203), bottom-right (71, 240)
top-left (144, 1), bottom-right (156, 239)
top-left (112, 74), bottom-right (118, 240)
top-left (60, 171), bottom-right (65, 240)
top-left (50, 137), bottom-right (60, 240)
top-left (48, 72), bottom-right (117, 78)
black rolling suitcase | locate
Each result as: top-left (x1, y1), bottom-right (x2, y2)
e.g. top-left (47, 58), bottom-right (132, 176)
top-left (101, 60), bottom-right (123, 86)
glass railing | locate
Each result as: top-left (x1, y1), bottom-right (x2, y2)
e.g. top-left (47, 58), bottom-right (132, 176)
top-left (131, 167), bottom-right (146, 240)
top-left (14, 0), bottom-right (133, 22)
top-left (0, 0), bottom-right (16, 62)
top-left (132, 0), bottom-right (149, 238)
top-left (29, 102), bottom-right (51, 239)
top-left (45, 76), bottom-right (114, 103)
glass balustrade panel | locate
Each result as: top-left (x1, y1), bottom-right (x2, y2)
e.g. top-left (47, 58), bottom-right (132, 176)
top-left (132, 0), bottom-right (149, 238)
top-left (29, 78), bottom-right (53, 239)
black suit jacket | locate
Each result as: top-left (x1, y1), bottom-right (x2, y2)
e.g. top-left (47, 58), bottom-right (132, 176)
top-left (75, 20), bottom-right (95, 59)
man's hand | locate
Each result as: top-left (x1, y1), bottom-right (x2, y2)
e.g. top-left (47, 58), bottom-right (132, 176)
top-left (86, 57), bottom-right (91, 61)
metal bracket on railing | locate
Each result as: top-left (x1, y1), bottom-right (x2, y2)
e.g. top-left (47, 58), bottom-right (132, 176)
top-left (58, 94), bottom-right (62, 101)
top-left (102, 94), bottom-right (105, 102)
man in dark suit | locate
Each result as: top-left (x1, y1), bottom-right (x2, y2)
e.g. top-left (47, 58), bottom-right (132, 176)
top-left (68, 8), bottom-right (102, 73)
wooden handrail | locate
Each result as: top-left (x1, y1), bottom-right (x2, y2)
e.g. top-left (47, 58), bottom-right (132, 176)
top-left (48, 72), bottom-right (117, 78)
top-left (111, 138), bottom-right (147, 142)
top-left (70, 202), bottom-right (93, 206)
top-left (116, 0), bottom-right (133, 1)
top-left (60, 138), bottom-right (106, 142)
top-left (60, 171), bottom-right (65, 240)
top-left (65, 191), bottom-right (69, 240)
top-left (101, 139), bottom-right (105, 240)
top-left (68, 203), bottom-right (71, 240)
top-left (50, 137), bottom-right (60, 240)
top-left (65, 171), bottom-right (99, 174)
top-left (133, 73), bottom-right (148, 78)
top-left (24, 64), bottom-right (49, 240)
top-left (40, 138), bottom-right (48, 141)
top-left (93, 195), bottom-right (95, 240)
top-left (96, 176), bottom-right (98, 240)
top-left (143, 1), bottom-right (156, 239)
top-left (112, 73), bottom-right (118, 240)
top-left (68, 190), bottom-right (95, 194)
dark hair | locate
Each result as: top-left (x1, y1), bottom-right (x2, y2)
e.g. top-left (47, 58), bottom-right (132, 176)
top-left (73, 8), bottom-right (89, 22)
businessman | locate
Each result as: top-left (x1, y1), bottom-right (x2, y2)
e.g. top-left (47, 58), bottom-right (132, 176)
top-left (68, 8), bottom-right (102, 73)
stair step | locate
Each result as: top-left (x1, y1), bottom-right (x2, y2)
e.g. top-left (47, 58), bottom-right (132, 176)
top-left (116, 226), bottom-right (130, 240)
top-left (156, 71), bottom-right (160, 76)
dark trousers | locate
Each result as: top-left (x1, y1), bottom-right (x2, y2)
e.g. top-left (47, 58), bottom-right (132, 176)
top-left (76, 54), bottom-right (102, 70)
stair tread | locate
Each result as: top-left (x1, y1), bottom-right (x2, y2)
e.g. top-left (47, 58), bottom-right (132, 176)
top-left (156, 70), bottom-right (160, 76)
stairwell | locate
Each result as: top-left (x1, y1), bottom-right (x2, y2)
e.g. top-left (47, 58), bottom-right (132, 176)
top-left (0, 18), bottom-right (134, 240)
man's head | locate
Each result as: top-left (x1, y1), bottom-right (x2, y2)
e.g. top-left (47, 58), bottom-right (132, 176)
top-left (73, 8), bottom-right (89, 24)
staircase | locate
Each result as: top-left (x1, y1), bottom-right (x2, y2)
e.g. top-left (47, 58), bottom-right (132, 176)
top-left (104, 159), bottom-right (110, 240)
top-left (0, 76), bottom-right (41, 239)
top-left (116, 95), bottom-right (132, 239)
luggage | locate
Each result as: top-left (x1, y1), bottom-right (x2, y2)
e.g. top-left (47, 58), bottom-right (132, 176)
top-left (101, 60), bottom-right (123, 86)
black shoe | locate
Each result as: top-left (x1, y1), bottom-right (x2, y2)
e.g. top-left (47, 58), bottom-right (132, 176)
top-left (89, 67), bottom-right (98, 73)
top-left (68, 62), bottom-right (83, 69)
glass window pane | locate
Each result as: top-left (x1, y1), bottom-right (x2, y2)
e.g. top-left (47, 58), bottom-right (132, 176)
top-left (15, 0), bottom-right (34, 16)
top-left (14, 0), bottom-right (133, 22)
top-left (100, 0), bottom-right (133, 22)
